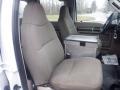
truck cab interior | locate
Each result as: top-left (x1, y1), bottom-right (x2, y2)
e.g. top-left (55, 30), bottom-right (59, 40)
top-left (18, 0), bottom-right (120, 90)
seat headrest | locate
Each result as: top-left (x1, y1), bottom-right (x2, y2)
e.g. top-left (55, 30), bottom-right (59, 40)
top-left (59, 6), bottom-right (70, 19)
top-left (22, 2), bottom-right (48, 25)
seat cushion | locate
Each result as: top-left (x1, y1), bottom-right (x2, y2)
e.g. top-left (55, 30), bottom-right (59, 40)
top-left (50, 57), bottom-right (103, 90)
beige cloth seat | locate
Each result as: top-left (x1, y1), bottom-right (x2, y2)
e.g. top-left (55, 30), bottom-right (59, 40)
top-left (51, 57), bottom-right (102, 90)
top-left (21, 2), bottom-right (103, 90)
top-left (58, 6), bottom-right (78, 39)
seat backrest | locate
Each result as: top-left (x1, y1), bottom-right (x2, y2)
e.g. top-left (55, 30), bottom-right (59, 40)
top-left (58, 6), bottom-right (77, 39)
top-left (21, 2), bottom-right (64, 85)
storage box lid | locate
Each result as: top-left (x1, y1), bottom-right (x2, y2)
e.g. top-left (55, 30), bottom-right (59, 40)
top-left (65, 35), bottom-right (98, 43)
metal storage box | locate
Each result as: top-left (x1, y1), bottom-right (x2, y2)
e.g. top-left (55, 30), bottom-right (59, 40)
top-left (64, 35), bottom-right (100, 58)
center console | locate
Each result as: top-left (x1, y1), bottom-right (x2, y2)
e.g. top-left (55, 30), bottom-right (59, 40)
top-left (64, 35), bottom-right (101, 58)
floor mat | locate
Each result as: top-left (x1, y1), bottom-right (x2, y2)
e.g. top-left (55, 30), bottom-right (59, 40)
top-left (102, 55), bottom-right (119, 65)
top-left (102, 65), bottom-right (119, 90)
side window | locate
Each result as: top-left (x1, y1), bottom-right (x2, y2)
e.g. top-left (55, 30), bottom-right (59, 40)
top-left (19, 1), bottom-right (27, 27)
top-left (19, 1), bottom-right (27, 19)
top-left (40, 0), bottom-right (64, 21)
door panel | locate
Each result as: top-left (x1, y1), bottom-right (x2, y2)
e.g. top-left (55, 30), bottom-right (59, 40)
top-left (0, 54), bottom-right (9, 90)
top-left (75, 22), bottom-right (103, 34)
top-left (0, 0), bottom-right (9, 89)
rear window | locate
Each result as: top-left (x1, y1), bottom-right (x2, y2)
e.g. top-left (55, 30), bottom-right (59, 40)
top-left (40, 0), bottom-right (64, 21)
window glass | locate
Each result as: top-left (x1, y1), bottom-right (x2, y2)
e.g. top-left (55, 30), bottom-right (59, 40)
top-left (40, 0), bottom-right (64, 21)
top-left (76, 0), bottom-right (114, 23)
top-left (19, 1), bottom-right (27, 18)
